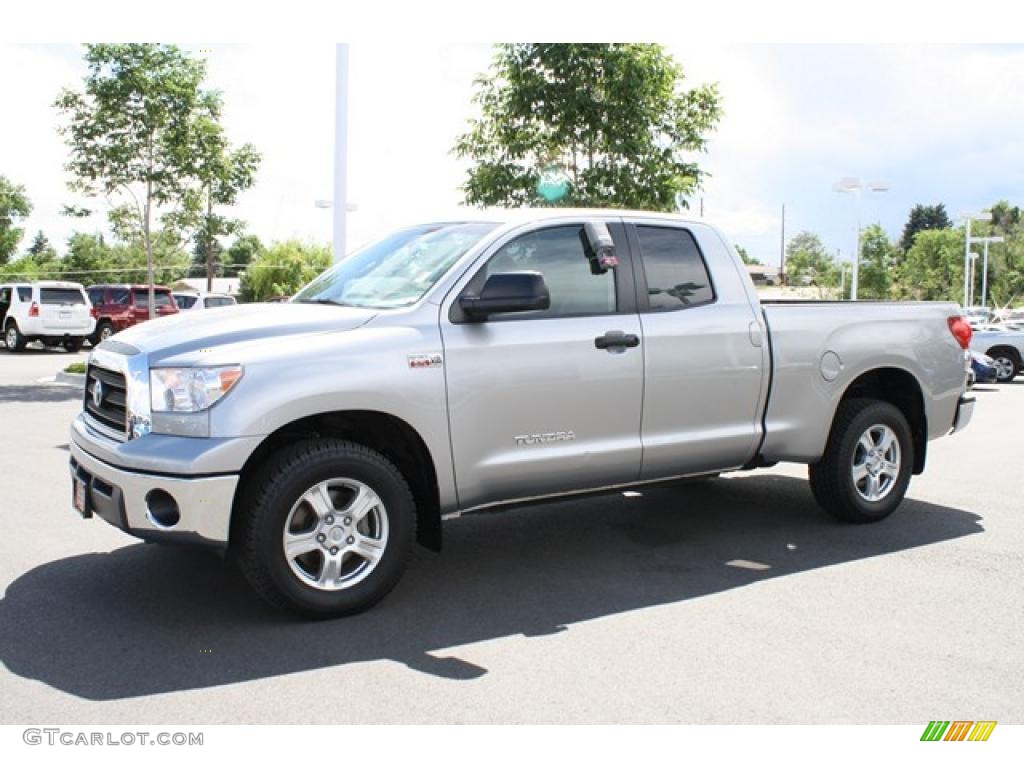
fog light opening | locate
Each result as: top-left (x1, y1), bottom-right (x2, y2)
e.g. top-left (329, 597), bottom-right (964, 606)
top-left (145, 489), bottom-right (180, 529)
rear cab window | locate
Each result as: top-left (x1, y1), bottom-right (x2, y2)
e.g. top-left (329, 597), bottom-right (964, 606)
top-left (634, 225), bottom-right (715, 311)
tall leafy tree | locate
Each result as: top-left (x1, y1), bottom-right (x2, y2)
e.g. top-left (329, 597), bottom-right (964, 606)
top-left (239, 241), bottom-right (330, 302)
top-left (895, 228), bottom-right (964, 301)
top-left (27, 230), bottom-right (56, 260)
top-left (785, 231), bottom-right (838, 292)
top-left (225, 233), bottom-right (263, 272)
top-left (454, 44), bottom-right (722, 211)
top-left (184, 91), bottom-right (261, 290)
top-left (899, 203), bottom-right (952, 254)
top-left (857, 223), bottom-right (895, 299)
top-left (55, 44), bottom-right (206, 313)
top-left (0, 176), bottom-right (32, 265)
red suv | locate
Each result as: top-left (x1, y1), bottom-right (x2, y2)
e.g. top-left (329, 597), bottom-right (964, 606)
top-left (86, 284), bottom-right (179, 346)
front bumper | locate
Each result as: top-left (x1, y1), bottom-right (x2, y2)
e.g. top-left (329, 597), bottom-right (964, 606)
top-left (69, 439), bottom-right (238, 549)
top-left (951, 395), bottom-right (975, 435)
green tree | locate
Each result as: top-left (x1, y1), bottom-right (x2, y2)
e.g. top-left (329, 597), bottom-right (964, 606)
top-left (857, 224), bottom-right (895, 299)
top-left (55, 44), bottom-right (207, 313)
top-left (964, 201), bottom-right (1024, 308)
top-left (785, 231), bottom-right (838, 293)
top-left (225, 233), bottom-right (263, 272)
top-left (61, 232), bottom-right (117, 284)
top-left (0, 176), bottom-right (32, 265)
top-left (895, 228), bottom-right (964, 301)
top-left (27, 230), bottom-right (57, 261)
top-left (899, 203), bottom-right (952, 254)
top-left (454, 44), bottom-right (722, 211)
top-left (185, 91), bottom-right (261, 290)
top-left (239, 241), bottom-right (330, 302)
top-left (735, 244), bottom-right (761, 265)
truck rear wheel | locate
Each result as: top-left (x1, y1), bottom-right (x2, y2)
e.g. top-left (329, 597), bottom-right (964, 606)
top-left (233, 439), bottom-right (415, 618)
top-left (808, 398), bottom-right (913, 524)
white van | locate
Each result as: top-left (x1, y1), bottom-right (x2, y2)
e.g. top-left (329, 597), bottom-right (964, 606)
top-left (0, 281), bottom-right (95, 352)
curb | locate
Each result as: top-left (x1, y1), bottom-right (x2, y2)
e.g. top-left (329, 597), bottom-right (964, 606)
top-left (55, 371), bottom-right (86, 388)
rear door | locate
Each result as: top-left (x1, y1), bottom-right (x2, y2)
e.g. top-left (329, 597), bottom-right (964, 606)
top-left (441, 220), bottom-right (644, 510)
top-left (627, 221), bottom-right (767, 479)
top-left (39, 286), bottom-right (90, 332)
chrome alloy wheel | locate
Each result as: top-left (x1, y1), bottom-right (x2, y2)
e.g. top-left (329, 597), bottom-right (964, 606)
top-left (281, 478), bottom-right (389, 591)
top-left (992, 355), bottom-right (1016, 382)
top-left (5, 327), bottom-right (16, 348)
top-left (851, 424), bottom-right (901, 502)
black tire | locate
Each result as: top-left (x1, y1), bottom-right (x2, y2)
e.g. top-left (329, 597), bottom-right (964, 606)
top-left (63, 337), bottom-right (85, 353)
top-left (89, 321), bottom-right (113, 347)
top-left (808, 398), bottom-right (914, 524)
top-left (233, 439), bottom-right (416, 618)
top-left (4, 322), bottom-right (26, 352)
top-left (986, 347), bottom-right (1020, 383)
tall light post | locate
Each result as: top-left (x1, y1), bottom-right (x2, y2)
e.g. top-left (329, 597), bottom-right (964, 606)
top-left (833, 178), bottom-right (890, 300)
top-left (333, 43), bottom-right (350, 265)
top-left (960, 210), bottom-right (992, 308)
top-left (972, 235), bottom-right (1004, 307)
top-left (968, 252), bottom-right (979, 307)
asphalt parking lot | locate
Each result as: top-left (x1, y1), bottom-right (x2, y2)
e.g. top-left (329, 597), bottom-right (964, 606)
top-left (0, 347), bottom-right (1021, 724)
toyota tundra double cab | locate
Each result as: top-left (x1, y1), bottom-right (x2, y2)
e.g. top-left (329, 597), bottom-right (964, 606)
top-left (68, 209), bottom-right (975, 617)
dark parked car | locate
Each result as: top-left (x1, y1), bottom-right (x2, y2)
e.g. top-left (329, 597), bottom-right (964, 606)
top-left (970, 350), bottom-right (998, 385)
top-left (86, 284), bottom-right (179, 346)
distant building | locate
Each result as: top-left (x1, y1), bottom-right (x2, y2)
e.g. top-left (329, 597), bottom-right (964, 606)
top-left (745, 263), bottom-right (780, 286)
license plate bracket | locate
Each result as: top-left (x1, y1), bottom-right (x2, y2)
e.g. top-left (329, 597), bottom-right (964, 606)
top-left (73, 476), bottom-right (90, 517)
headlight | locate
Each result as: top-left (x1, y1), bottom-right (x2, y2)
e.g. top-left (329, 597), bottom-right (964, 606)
top-left (150, 366), bottom-right (243, 413)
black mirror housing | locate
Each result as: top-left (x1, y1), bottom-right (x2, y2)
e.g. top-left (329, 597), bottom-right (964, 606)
top-left (459, 272), bottom-right (550, 320)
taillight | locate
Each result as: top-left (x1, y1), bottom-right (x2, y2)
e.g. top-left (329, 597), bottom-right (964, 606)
top-left (948, 316), bottom-right (972, 349)
top-left (90, 306), bottom-right (98, 318)
top-left (28, 302), bottom-right (39, 317)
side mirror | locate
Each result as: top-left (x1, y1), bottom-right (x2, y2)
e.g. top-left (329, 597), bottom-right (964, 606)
top-left (459, 272), bottom-right (550, 320)
top-left (583, 221), bottom-right (619, 273)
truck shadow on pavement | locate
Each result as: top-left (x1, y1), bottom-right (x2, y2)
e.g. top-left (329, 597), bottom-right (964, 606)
top-left (0, 473), bottom-right (984, 700)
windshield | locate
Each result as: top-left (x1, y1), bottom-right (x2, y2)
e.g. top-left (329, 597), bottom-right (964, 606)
top-left (292, 221), bottom-right (497, 309)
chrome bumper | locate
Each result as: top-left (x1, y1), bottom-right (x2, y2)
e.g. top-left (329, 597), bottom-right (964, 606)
top-left (69, 440), bottom-right (238, 549)
top-left (951, 395), bottom-right (975, 435)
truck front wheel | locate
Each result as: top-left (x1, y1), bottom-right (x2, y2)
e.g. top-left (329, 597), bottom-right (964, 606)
top-left (808, 398), bottom-right (914, 524)
top-left (233, 439), bottom-right (416, 618)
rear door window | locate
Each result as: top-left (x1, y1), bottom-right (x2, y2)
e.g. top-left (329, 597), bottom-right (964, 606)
top-left (635, 226), bottom-right (715, 311)
top-left (17, 287), bottom-right (31, 302)
top-left (133, 289), bottom-right (173, 307)
top-left (40, 288), bottom-right (87, 305)
top-left (175, 294), bottom-right (197, 309)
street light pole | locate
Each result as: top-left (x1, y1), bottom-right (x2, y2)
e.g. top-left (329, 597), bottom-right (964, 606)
top-left (972, 235), bottom-right (1004, 308)
top-left (833, 178), bottom-right (889, 301)
top-left (333, 43), bottom-right (350, 265)
top-left (960, 211), bottom-right (994, 308)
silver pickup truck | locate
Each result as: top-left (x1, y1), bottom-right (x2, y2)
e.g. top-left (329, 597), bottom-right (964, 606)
top-left (69, 209), bottom-right (975, 617)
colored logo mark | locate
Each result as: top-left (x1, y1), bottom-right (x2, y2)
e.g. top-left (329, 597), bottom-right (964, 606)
top-left (920, 721), bottom-right (996, 742)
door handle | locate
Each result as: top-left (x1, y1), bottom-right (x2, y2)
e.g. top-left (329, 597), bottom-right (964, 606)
top-left (594, 331), bottom-right (640, 350)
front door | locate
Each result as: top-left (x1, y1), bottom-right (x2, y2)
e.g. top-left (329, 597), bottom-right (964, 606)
top-left (441, 221), bottom-right (644, 510)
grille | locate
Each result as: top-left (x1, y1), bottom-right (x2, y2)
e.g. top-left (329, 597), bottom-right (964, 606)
top-left (85, 364), bottom-right (128, 440)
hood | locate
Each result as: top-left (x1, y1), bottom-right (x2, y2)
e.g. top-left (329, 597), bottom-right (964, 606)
top-left (108, 302), bottom-right (378, 362)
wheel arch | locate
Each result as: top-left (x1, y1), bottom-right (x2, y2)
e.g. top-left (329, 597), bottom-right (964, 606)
top-left (231, 409), bottom-right (442, 553)
top-left (837, 367), bottom-right (927, 474)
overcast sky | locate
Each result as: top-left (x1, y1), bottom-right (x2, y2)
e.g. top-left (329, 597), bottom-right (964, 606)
top-left (2, 43), bottom-right (1022, 267)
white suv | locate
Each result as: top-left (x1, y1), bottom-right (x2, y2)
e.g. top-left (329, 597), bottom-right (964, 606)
top-left (172, 291), bottom-right (237, 311)
top-left (1, 281), bottom-right (95, 352)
